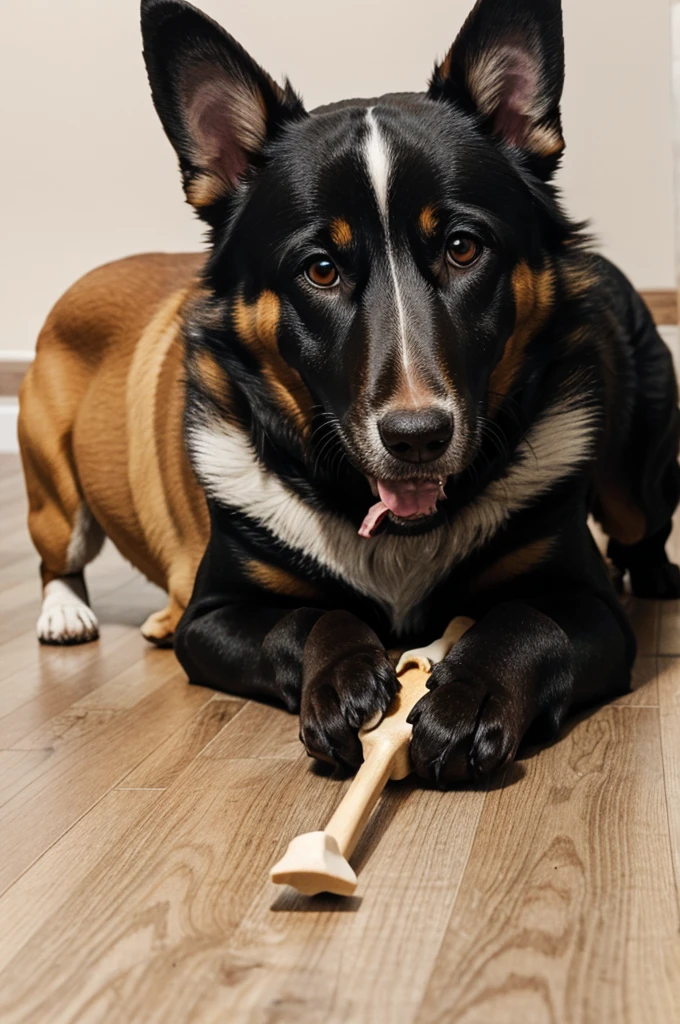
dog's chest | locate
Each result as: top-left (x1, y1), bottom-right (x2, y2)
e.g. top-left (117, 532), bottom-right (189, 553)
top-left (188, 389), bottom-right (598, 633)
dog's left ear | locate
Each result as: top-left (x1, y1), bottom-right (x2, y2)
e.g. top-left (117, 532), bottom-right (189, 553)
top-left (141, 0), bottom-right (306, 223)
top-left (429, 0), bottom-right (565, 179)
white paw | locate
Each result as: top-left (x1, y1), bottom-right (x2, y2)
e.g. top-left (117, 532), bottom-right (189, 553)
top-left (37, 578), bottom-right (99, 645)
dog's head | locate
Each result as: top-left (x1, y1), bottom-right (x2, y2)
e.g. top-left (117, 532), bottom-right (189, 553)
top-left (142, 0), bottom-right (576, 537)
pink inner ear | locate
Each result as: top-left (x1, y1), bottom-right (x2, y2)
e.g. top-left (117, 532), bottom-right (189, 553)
top-left (184, 64), bottom-right (262, 188)
top-left (488, 45), bottom-right (540, 147)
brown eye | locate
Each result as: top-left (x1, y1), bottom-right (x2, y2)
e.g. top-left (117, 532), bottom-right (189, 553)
top-left (305, 257), bottom-right (340, 288)
top-left (446, 234), bottom-right (481, 268)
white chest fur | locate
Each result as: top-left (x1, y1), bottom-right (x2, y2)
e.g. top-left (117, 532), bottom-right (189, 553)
top-left (188, 390), bottom-right (598, 633)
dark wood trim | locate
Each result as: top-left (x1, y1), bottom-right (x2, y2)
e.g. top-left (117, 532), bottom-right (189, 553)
top-left (0, 357), bottom-right (32, 398)
top-left (640, 290), bottom-right (678, 325)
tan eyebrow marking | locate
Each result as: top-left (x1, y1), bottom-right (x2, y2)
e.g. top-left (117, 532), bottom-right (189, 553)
top-left (329, 217), bottom-right (353, 248)
top-left (419, 204), bottom-right (439, 237)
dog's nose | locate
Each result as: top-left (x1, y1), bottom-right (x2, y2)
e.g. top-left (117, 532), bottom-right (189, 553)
top-left (378, 408), bottom-right (453, 463)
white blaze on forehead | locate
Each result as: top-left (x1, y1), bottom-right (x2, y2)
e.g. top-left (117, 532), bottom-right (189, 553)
top-left (364, 107), bottom-right (390, 215)
top-left (363, 106), bottom-right (412, 382)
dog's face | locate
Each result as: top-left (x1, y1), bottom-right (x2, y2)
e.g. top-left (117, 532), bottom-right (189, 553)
top-left (142, 0), bottom-right (568, 536)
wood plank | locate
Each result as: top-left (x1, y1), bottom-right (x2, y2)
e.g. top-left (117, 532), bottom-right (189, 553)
top-left (0, 788), bottom-right (162, 975)
top-left (0, 748), bottom-right (55, 808)
top-left (621, 594), bottom-right (659, 656)
top-left (0, 627), bottom-right (149, 747)
top-left (640, 289), bottom-right (678, 325)
top-left (0, 756), bottom-right (332, 1022)
top-left (211, 780), bottom-right (486, 1023)
top-left (0, 669), bottom-right (211, 894)
top-left (658, 658), bottom-right (680, 919)
top-left (0, 752), bottom-right (485, 1024)
top-left (200, 699), bottom-right (302, 760)
top-left (415, 707), bottom-right (680, 1023)
top-left (612, 654), bottom-right (659, 707)
top-left (119, 694), bottom-right (245, 789)
top-left (659, 600), bottom-right (680, 657)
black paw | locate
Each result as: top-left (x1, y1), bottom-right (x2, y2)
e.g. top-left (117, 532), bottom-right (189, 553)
top-left (300, 613), bottom-right (399, 770)
top-left (407, 663), bottom-right (521, 787)
top-left (629, 563), bottom-right (680, 600)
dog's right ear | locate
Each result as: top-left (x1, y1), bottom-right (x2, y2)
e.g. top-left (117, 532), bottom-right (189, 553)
top-left (141, 0), bottom-right (305, 222)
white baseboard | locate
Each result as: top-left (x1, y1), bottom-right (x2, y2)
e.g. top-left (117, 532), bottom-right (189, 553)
top-left (0, 401), bottom-right (19, 453)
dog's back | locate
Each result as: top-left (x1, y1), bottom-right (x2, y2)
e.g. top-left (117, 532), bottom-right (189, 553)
top-left (19, 251), bottom-right (209, 644)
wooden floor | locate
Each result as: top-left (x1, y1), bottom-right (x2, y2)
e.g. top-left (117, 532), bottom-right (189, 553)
top-left (1, 453), bottom-right (680, 1024)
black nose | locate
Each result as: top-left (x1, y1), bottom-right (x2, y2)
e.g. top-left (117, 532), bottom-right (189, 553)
top-left (378, 408), bottom-right (453, 463)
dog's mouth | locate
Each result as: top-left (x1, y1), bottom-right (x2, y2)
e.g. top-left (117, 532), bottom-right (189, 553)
top-left (358, 478), bottom-right (448, 538)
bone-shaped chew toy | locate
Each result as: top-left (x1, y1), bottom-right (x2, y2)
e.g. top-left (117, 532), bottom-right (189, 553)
top-left (270, 617), bottom-right (475, 896)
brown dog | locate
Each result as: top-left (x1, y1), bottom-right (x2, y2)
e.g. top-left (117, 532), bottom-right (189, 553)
top-left (19, 252), bottom-right (208, 645)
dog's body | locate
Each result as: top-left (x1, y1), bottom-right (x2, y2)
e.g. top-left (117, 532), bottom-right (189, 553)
top-left (20, 252), bottom-right (209, 643)
top-left (20, 0), bottom-right (680, 784)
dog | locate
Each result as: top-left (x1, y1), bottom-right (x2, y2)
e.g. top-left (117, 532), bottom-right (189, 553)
top-left (19, 0), bottom-right (680, 785)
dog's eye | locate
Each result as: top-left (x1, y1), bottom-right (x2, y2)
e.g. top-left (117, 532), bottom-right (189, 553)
top-left (446, 234), bottom-right (481, 268)
top-left (305, 257), bottom-right (340, 289)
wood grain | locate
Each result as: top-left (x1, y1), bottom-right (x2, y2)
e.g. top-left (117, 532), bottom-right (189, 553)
top-left (2, 447), bottom-right (680, 1022)
top-left (119, 694), bottom-right (244, 789)
top-left (640, 289), bottom-right (678, 325)
top-left (658, 658), bottom-right (680, 920)
top-left (0, 788), bottom-right (163, 975)
top-left (415, 708), bottom-right (680, 1024)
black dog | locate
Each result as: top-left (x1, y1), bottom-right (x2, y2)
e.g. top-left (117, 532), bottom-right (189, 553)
top-left (141, 0), bottom-right (680, 785)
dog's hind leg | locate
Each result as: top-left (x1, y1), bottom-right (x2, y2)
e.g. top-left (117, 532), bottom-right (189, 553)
top-left (18, 355), bottom-right (105, 645)
top-left (594, 279), bottom-right (680, 599)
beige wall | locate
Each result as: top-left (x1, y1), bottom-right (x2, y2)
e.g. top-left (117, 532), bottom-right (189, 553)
top-left (0, 0), bottom-right (674, 354)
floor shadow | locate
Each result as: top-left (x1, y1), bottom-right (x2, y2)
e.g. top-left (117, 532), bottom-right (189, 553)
top-left (269, 891), bottom-right (363, 913)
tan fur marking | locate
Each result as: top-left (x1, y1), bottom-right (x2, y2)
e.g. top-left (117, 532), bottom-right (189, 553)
top-left (186, 172), bottom-right (225, 209)
top-left (330, 217), bottom-right (353, 248)
top-left (438, 47), bottom-right (452, 81)
top-left (191, 349), bottom-right (233, 413)
top-left (233, 292), bottom-right (312, 434)
top-left (487, 262), bottom-right (556, 415)
top-left (525, 124), bottom-right (565, 159)
top-left (473, 536), bottom-right (555, 591)
top-left (419, 205), bottom-right (439, 237)
top-left (563, 261), bottom-right (600, 302)
top-left (127, 285), bottom-right (209, 607)
top-left (247, 559), bottom-right (320, 600)
top-left (596, 481), bottom-right (647, 547)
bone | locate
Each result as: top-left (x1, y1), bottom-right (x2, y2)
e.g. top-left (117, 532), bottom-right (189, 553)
top-left (270, 616), bottom-right (475, 897)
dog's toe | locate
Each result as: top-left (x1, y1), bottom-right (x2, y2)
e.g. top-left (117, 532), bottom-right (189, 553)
top-left (37, 599), bottom-right (99, 645)
top-left (141, 607), bottom-right (178, 647)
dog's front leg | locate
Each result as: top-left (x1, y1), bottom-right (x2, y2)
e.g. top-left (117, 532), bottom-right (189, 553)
top-left (175, 603), bottom-right (399, 750)
top-left (175, 602), bottom-right (325, 711)
top-left (299, 610), bottom-right (400, 770)
top-left (407, 592), bottom-right (634, 787)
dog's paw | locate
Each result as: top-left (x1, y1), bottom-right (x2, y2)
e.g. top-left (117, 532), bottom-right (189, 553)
top-left (629, 563), bottom-right (680, 600)
top-left (141, 606), bottom-right (180, 647)
top-left (300, 644), bottom-right (399, 770)
top-left (37, 578), bottom-right (99, 645)
top-left (408, 663), bottom-right (521, 787)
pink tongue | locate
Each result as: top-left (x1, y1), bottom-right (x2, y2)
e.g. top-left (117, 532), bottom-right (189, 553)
top-left (358, 479), bottom-right (445, 538)
top-left (377, 479), bottom-right (442, 518)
